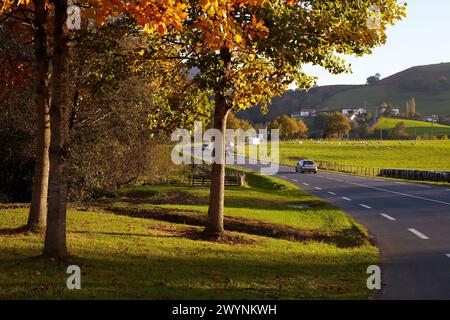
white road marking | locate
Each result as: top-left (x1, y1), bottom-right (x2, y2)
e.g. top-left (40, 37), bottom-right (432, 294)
top-left (303, 183), bottom-right (309, 186)
top-left (408, 228), bottom-right (430, 240)
top-left (314, 187), bottom-right (323, 190)
top-left (445, 254), bottom-right (450, 258)
top-left (341, 197), bottom-right (352, 201)
top-left (394, 182), bottom-right (406, 185)
top-left (360, 204), bottom-right (372, 209)
top-left (328, 192), bottom-right (336, 196)
top-left (346, 181), bottom-right (450, 206)
top-left (374, 179), bottom-right (385, 182)
top-left (292, 179), bottom-right (298, 182)
top-left (380, 213), bottom-right (397, 221)
top-left (280, 176), bottom-right (287, 179)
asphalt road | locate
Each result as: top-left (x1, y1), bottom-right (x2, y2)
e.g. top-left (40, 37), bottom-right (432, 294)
top-left (232, 158), bottom-right (450, 300)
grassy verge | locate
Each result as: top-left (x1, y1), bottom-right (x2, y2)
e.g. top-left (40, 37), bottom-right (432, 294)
top-left (0, 173), bottom-right (378, 299)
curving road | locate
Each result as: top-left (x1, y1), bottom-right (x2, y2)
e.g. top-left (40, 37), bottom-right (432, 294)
top-left (232, 159), bottom-right (450, 300)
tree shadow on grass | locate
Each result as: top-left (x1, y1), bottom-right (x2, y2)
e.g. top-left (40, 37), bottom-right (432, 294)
top-left (0, 225), bottom-right (30, 235)
top-left (0, 246), bottom-right (373, 300)
top-left (71, 227), bottom-right (258, 246)
top-left (76, 206), bottom-right (368, 248)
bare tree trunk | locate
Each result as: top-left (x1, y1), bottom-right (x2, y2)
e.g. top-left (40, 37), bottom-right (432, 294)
top-left (204, 48), bottom-right (231, 236)
top-left (44, 0), bottom-right (69, 259)
top-left (27, 0), bottom-right (50, 232)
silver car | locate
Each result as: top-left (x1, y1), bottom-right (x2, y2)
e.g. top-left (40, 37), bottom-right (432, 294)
top-left (296, 160), bottom-right (318, 174)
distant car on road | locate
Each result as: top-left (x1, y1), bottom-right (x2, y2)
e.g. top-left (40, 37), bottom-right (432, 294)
top-left (296, 160), bottom-right (318, 174)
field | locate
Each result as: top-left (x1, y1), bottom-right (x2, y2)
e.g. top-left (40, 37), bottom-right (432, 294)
top-left (0, 172), bottom-right (377, 299)
top-left (374, 118), bottom-right (450, 137)
top-left (274, 140), bottom-right (450, 171)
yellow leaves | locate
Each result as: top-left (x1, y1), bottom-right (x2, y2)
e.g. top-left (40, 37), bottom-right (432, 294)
top-left (200, 0), bottom-right (220, 16)
top-left (1, 0), bottom-right (32, 15)
top-left (143, 24), bottom-right (154, 35)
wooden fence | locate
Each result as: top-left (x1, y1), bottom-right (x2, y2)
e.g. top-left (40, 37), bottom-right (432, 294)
top-left (190, 164), bottom-right (246, 186)
top-left (280, 158), bottom-right (382, 177)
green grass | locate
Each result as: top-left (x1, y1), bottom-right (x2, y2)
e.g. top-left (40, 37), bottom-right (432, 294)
top-left (269, 140), bottom-right (450, 171)
top-left (0, 173), bottom-right (377, 299)
top-left (374, 117), bottom-right (450, 137)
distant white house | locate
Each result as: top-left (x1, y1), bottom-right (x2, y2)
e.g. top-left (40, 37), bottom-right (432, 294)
top-left (341, 107), bottom-right (367, 117)
top-left (420, 115), bottom-right (439, 123)
top-left (339, 107), bottom-right (368, 121)
top-left (379, 107), bottom-right (400, 116)
top-left (291, 108), bottom-right (317, 119)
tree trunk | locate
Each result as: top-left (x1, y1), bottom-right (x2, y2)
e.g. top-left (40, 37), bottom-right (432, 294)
top-left (204, 48), bottom-right (231, 236)
top-left (27, 0), bottom-right (50, 232)
top-left (43, 0), bottom-right (69, 259)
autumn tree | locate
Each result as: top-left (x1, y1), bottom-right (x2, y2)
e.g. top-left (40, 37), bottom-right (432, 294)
top-left (268, 115), bottom-right (308, 140)
top-left (406, 97), bottom-right (416, 118)
top-left (2, 0), bottom-right (195, 257)
top-left (227, 112), bottom-right (254, 131)
top-left (158, 0), bottom-right (405, 236)
top-left (392, 121), bottom-right (408, 139)
top-left (318, 112), bottom-right (351, 139)
top-left (42, 0), bottom-right (198, 258)
top-left (1, 0), bottom-right (51, 231)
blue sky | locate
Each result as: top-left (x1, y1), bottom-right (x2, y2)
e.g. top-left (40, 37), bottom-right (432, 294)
top-left (301, 0), bottom-right (450, 86)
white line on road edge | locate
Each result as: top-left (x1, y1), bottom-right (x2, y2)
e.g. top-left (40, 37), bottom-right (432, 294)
top-left (314, 187), bottom-right (323, 190)
top-left (360, 204), bottom-right (372, 209)
top-left (341, 197), bottom-right (352, 201)
top-left (292, 179), bottom-right (298, 182)
top-left (280, 176), bottom-right (287, 179)
top-left (380, 214), bottom-right (397, 221)
top-left (414, 185), bottom-right (432, 189)
top-left (328, 192), bottom-right (336, 195)
top-left (346, 181), bottom-right (450, 206)
top-left (303, 183), bottom-right (309, 186)
top-left (408, 228), bottom-right (430, 240)
top-left (445, 254), bottom-right (450, 258)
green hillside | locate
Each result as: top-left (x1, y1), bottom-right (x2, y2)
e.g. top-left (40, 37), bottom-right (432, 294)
top-left (374, 117), bottom-right (450, 137)
top-left (238, 62), bottom-right (450, 123)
